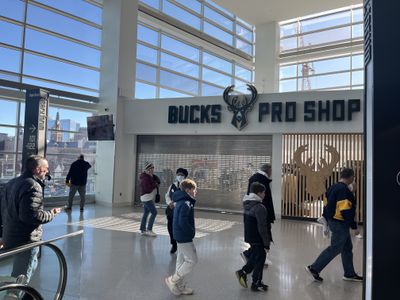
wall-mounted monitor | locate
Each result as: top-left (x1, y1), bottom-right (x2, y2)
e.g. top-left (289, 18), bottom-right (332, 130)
top-left (87, 115), bottom-right (115, 141)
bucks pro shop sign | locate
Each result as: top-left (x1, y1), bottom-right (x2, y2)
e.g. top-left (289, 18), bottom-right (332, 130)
top-left (167, 85), bottom-right (361, 130)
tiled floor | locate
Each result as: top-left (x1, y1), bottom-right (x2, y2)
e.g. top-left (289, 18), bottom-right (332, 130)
top-left (3, 205), bottom-right (363, 299)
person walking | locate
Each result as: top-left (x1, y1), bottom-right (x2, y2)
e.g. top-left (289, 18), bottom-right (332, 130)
top-left (65, 154), bottom-right (91, 211)
top-left (305, 168), bottom-right (363, 282)
top-left (236, 182), bottom-right (271, 292)
top-left (139, 161), bottom-right (160, 237)
top-left (165, 168), bottom-right (188, 254)
top-left (242, 164), bottom-right (275, 264)
top-left (0, 155), bottom-right (61, 299)
top-left (165, 179), bottom-right (198, 296)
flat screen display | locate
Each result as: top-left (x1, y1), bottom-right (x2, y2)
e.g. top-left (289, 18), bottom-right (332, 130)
top-left (87, 115), bottom-right (115, 141)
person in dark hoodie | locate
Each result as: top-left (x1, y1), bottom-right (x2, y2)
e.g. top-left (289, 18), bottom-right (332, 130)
top-left (139, 161), bottom-right (160, 237)
top-left (236, 182), bottom-right (271, 292)
top-left (165, 179), bottom-right (198, 296)
top-left (65, 154), bottom-right (92, 211)
top-left (305, 168), bottom-right (363, 282)
top-left (242, 163), bottom-right (275, 264)
top-left (0, 155), bottom-right (61, 299)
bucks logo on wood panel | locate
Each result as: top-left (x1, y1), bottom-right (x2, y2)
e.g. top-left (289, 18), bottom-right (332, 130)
top-left (293, 144), bottom-right (340, 198)
top-left (223, 84), bottom-right (258, 130)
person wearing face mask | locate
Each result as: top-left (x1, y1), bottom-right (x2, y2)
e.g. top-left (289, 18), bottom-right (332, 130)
top-left (165, 168), bottom-right (188, 254)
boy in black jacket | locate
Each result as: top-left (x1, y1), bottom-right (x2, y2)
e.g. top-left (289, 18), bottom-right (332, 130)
top-left (236, 182), bottom-right (271, 292)
top-left (165, 179), bottom-right (198, 296)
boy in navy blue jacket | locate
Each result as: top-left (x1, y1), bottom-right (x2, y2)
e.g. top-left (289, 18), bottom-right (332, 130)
top-left (165, 179), bottom-right (198, 296)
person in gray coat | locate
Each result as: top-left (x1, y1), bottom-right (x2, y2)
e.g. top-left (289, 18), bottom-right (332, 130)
top-left (236, 182), bottom-right (271, 292)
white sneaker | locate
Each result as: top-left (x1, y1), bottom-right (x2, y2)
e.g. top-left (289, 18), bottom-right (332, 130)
top-left (140, 230), bottom-right (147, 236)
top-left (177, 283), bottom-right (194, 295)
top-left (165, 276), bottom-right (181, 295)
top-left (146, 230), bottom-right (157, 237)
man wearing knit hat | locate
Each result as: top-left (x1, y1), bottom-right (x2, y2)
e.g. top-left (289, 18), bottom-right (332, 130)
top-left (139, 161), bottom-right (160, 236)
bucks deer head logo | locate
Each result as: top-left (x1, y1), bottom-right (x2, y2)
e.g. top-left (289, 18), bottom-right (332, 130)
top-left (293, 144), bottom-right (340, 198)
top-left (223, 84), bottom-right (258, 130)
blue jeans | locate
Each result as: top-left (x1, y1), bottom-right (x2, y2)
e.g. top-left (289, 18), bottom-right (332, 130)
top-left (140, 200), bottom-right (157, 231)
top-left (311, 220), bottom-right (356, 277)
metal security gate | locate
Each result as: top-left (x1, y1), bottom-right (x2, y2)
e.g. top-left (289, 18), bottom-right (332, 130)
top-left (282, 133), bottom-right (364, 222)
top-left (136, 135), bottom-right (272, 212)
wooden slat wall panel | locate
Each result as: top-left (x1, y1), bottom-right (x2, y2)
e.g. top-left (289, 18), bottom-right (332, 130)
top-left (282, 133), bottom-right (364, 222)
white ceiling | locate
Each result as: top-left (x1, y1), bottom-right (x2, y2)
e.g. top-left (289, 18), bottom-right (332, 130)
top-left (213, 0), bottom-right (362, 25)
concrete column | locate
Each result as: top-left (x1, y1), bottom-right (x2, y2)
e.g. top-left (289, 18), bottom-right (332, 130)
top-left (254, 21), bottom-right (279, 93)
top-left (96, 0), bottom-right (138, 206)
top-left (271, 133), bottom-right (282, 218)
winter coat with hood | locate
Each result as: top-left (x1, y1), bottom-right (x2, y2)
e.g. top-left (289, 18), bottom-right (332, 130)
top-left (172, 190), bottom-right (196, 243)
top-left (243, 193), bottom-right (271, 249)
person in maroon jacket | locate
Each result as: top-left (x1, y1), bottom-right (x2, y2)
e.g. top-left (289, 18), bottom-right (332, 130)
top-left (139, 161), bottom-right (160, 237)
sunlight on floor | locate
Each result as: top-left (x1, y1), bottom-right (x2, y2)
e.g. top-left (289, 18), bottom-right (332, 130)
top-left (69, 212), bottom-right (238, 238)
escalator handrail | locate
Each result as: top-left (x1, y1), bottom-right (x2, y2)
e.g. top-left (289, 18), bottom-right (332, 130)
top-left (0, 283), bottom-right (44, 300)
top-left (0, 230), bottom-right (83, 300)
top-left (0, 230), bottom-right (84, 259)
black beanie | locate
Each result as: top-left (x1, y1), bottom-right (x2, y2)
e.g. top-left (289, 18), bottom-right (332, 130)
top-left (176, 168), bottom-right (188, 177)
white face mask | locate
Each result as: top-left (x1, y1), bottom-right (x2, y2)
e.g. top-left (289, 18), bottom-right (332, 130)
top-left (176, 175), bottom-right (185, 182)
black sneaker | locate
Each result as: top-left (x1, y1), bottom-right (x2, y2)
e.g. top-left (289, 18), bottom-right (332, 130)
top-left (235, 270), bottom-right (248, 288)
top-left (305, 266), bottom-right (323, 282)
top-left (343, 274), bottom-right (363, 282)
top-left (251, 281), bottom-right (268, 292)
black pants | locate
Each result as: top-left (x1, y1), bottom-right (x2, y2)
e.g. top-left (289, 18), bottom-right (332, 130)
top-left (242, 244), bottom-right (266, 283)
top-left (166, 207), bottom-right (177, 246)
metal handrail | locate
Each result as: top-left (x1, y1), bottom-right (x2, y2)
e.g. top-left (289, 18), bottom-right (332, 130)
top-left (0, 284), bottom-right (44, 300)
top-left (0, 230), bottom-right (84, 300)
top-left (0, 230), bottom-right (83, 259)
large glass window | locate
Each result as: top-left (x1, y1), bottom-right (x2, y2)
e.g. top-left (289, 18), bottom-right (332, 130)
top-left (0, 98), bottom-right (97, 193)
top-left (135, 20), bottom-right (254, 99)
top-left (0, 0), bottom-right (102, 97)
top-left (279, 5), bottom-right (364, 91)
top-left (27, 4), bottom-right (101, 46)
top-left (161, 35), bottom-right (199, 62)
top-left (0, 21), bottom-right (23, 47)
top-left (160, 53), bottom-right (199, 78)
top-left (139, 0), bottom-right (254, 56)
top-left (162, 0), bottom-right (201, 30)
top-left (0, 47), bottom-right (21, 73)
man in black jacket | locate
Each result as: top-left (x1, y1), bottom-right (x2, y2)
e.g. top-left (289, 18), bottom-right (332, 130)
top-left (242, 164), bottom-right (275, 263)
top-left (0, 155), bottom-right (61, 298)
top-left (65, 154), bottom-right (91, 211)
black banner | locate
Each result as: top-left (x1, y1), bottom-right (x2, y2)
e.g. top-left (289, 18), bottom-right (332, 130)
top-left (21, 89), bottom-right (49, 171)
top-left (365, 0), bottom-right (400, 299)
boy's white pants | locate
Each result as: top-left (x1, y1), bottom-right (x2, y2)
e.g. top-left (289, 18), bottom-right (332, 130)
top-left (173, 242), bottom-right (198, 282)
